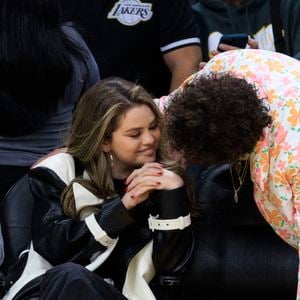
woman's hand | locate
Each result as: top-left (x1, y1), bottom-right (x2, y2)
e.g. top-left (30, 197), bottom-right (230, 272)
top-left (122, 162), bottom-right (184, 209)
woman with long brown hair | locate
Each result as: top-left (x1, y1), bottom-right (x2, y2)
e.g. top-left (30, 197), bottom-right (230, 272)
top-left (4, 77), bottom-right (195, 300)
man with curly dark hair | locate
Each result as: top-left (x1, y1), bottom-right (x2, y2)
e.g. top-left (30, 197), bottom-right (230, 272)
top-left (165, 73), bottom-right (271, 166)
top-left (155, 49), bottom-right (300, 299)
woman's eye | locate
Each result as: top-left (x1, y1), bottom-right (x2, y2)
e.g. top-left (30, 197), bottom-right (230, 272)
top-left (150, 124), bottom-right (158, 130)
top-left (130, 133), bottom-right (140, 138)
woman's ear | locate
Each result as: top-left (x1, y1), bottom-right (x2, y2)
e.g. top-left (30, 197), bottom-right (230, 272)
top-left (101, 141), bottom-right (110, 153)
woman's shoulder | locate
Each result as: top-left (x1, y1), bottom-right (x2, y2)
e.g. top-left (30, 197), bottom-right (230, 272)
top-left (31, 152), bottom-right (75, 185)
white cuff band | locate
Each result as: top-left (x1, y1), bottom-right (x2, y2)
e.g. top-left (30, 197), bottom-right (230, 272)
top-left (85, 214), bottom-right (117, 247)
top-left (148, 214), bottom-right (191, 232)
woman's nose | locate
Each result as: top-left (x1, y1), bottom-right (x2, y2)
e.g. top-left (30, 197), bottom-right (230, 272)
top-left (142, 131), bottom-right (156, 144)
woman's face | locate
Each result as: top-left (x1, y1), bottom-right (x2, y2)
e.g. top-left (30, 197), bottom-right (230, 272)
top-left (103, 104), bottom-right (161, 178)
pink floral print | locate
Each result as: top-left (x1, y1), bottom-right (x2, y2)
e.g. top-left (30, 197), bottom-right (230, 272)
top-left (193, 49), bottom-right (300, 299)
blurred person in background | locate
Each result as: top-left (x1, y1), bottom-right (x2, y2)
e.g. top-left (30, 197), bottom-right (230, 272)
top-left (192, 0), bottom-right (300, 61)
top-left (0, 0), bottom-right (99, 201)
top-left (60, 0), bottom-right (202, 97)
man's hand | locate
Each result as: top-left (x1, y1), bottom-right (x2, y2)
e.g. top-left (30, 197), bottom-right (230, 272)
top-left (210, 37), bottom-right (258, 58)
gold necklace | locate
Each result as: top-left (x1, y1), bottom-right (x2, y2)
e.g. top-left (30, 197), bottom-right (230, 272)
top-left (229, 159), bottom-right (249, 203)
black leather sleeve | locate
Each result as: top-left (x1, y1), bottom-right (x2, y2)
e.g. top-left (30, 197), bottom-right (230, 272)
top-left (151, 187), bottom-right (194, 275)
top-left (29, 167), bottom-right (136, 266)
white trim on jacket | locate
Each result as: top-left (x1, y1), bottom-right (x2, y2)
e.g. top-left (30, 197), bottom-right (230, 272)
top-left (4, 153), bottom-right (156, 300)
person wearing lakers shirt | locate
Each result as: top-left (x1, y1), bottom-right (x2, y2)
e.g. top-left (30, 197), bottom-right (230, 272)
top-left (60, 0), bottom-right (202, 97)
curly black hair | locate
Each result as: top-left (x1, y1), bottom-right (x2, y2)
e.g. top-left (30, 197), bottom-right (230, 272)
top-left (165, 73), bottom-right (272, 166)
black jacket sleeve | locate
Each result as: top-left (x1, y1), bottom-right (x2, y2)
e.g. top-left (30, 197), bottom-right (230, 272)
top-left (29, 167), bottom-right (136, 266)
top-left (151, 186), bottom-right (194, 275)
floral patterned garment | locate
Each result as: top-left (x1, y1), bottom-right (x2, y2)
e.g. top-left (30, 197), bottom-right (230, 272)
top-left (156, 49), bottom-right (300, 298)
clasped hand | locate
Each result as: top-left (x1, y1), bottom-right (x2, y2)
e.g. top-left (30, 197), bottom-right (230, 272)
top-left (121, 162), bottom-right (183, 209)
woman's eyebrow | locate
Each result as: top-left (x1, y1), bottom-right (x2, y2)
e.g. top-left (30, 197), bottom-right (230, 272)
top-left (124, 127), bottom-right (142, 133)
top-left (123, 119), bottom-right (157, 133)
